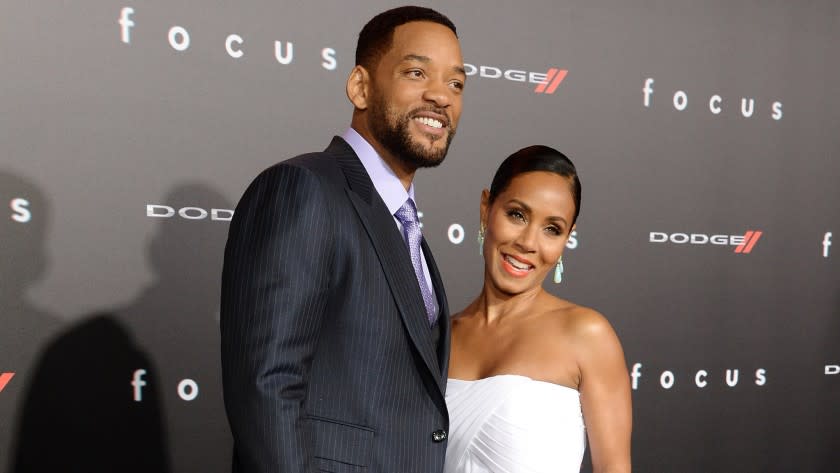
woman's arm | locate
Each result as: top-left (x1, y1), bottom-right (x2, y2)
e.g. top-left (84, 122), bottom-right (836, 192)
top-left (574, 309), bottom-right (632, 473)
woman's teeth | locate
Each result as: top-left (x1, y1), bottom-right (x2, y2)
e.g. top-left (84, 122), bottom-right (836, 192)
top-left (504, 255), bottom-right (531, 271)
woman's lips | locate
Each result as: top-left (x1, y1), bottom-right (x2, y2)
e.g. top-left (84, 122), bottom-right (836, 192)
top-left (500, 253), bottom-right (534, 278)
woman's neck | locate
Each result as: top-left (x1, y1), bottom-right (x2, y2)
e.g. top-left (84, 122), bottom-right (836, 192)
top-left (471, 281), bottom-right (544, 325)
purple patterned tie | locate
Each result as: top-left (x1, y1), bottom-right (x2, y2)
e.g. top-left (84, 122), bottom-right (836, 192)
top-left (394, 198), bottom-right (438, 325)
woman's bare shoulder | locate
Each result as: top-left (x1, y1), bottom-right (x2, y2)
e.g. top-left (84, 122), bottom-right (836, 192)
top-left (542, 296), bottom-right (618, 344)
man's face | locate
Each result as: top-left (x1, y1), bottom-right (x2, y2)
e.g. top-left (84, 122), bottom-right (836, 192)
top-left (367, 21), bottom-right (465, 169)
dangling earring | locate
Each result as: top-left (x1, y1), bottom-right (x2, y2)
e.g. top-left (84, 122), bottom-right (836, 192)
top-left (478, 225), bottom-right (486, 256)
top-left (553, 256), bottom-right (564, 284)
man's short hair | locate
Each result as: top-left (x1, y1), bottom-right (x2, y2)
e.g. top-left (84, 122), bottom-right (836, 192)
top-left (355, 6), bottom-right (457, 71)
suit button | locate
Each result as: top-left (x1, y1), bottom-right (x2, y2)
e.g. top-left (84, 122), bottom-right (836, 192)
top-left (432, 430), bottom-right (447, 442)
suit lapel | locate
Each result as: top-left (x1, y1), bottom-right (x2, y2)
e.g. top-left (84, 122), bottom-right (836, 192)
top-left (328, 137), bottom-right (443, 389)
top-left (422, 238), bottom-right (450, 385)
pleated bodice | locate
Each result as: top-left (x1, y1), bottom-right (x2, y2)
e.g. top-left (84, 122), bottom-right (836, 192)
top-left (444, 375), bottom-right (585, 473)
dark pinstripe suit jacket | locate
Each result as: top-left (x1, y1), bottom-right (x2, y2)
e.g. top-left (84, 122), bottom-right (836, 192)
top-left (221, 137), bottom-right (450, 473)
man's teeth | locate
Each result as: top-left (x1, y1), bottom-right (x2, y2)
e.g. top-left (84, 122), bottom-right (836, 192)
top-left (504, 255), bottom-right (531, 271)
top-left (414, 116), bottom-right (443, 129)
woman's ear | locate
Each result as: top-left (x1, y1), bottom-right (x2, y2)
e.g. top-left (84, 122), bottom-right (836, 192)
top-left (480, 189), bottom-right (491, 230)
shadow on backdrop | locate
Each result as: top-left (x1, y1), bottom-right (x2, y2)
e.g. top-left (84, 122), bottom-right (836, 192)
top-left (5, 172), bottom-right (171, 472)
top-left (9, 315), bottom-right (171, 473)
top-left (10, 182), bottom-right (233, 473)
top-left (0, 172), bottom-right (62, 466)
top-left (10, 182), bottom-right (234, 472)
top-left (115, 183), bottom-right (232, 472)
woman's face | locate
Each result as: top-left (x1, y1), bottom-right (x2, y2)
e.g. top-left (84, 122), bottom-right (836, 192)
top-left (480, 171), bottom-right (577, 295)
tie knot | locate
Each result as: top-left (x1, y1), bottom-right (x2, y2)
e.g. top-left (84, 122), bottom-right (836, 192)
top-left (394, 198), bottom-right (419, 226)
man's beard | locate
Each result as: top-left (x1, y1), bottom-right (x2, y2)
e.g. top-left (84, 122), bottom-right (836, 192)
top-left (367, 93), bottom-right (455, 169)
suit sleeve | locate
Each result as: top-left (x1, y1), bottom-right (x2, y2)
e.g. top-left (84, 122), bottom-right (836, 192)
top-left (220, 163), bottom-right (333, 473)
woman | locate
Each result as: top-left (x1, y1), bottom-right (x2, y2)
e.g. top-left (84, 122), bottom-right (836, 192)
top-left (444, 145), bottom-right (632, 473)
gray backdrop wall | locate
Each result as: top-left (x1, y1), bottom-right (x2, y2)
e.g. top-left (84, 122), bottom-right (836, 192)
top-left (2, 1), bottom-right (839, 472)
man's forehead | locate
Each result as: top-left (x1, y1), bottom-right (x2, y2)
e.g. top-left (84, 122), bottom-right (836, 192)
top-left (390, 21), bottom-right (459, 49)
top-left (386, 22), bottom-right (462, 64)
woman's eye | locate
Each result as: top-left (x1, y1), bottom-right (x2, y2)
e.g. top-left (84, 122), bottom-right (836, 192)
top-left (507, 210), bottom-right (525, 222)
top-left (545, 226), bottom-right (562, 236)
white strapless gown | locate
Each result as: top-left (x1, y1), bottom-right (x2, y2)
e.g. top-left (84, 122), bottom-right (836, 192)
top-left (444, 375), bottom-right (585, 473)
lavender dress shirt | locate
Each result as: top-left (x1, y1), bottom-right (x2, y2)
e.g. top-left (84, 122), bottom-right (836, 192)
top-left (341, 128), bottom-right (438, 320)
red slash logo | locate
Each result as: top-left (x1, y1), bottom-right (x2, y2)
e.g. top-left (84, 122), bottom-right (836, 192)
top-left (0, 372), bottom-right (15, 392)
top-left (535, 68), bottom-right (568, 94)
top-left (734, 230), bottom-right (762, 254)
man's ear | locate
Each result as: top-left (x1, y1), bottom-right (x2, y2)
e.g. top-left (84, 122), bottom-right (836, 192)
top-left (346, 65), bottom-right (371, 110)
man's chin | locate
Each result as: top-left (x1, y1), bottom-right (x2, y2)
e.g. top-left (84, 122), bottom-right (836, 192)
top-left (407, 141), bottom-right (449, 167)
top-left (413, 155), bottom-right (445, 168)
top-left (374, 122), bottom-right (453, 169)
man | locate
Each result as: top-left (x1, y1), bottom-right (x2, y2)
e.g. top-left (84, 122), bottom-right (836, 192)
top-left (220, 6), bottom-right (465, 473)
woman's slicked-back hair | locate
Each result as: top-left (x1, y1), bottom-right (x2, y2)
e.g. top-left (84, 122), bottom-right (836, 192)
top-left (489, 145), bottom-right (582, 225)
top-left (355, 6), bottom-right (457, 71)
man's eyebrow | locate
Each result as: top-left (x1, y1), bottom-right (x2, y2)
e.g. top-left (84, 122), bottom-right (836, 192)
top-left (402, 54), bottom-right (430, 63)
top-left (402, 54), bottom-right (465, 76)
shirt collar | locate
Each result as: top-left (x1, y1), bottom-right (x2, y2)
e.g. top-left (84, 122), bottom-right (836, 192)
top-left (342, 127), bottom-right (415, 215)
